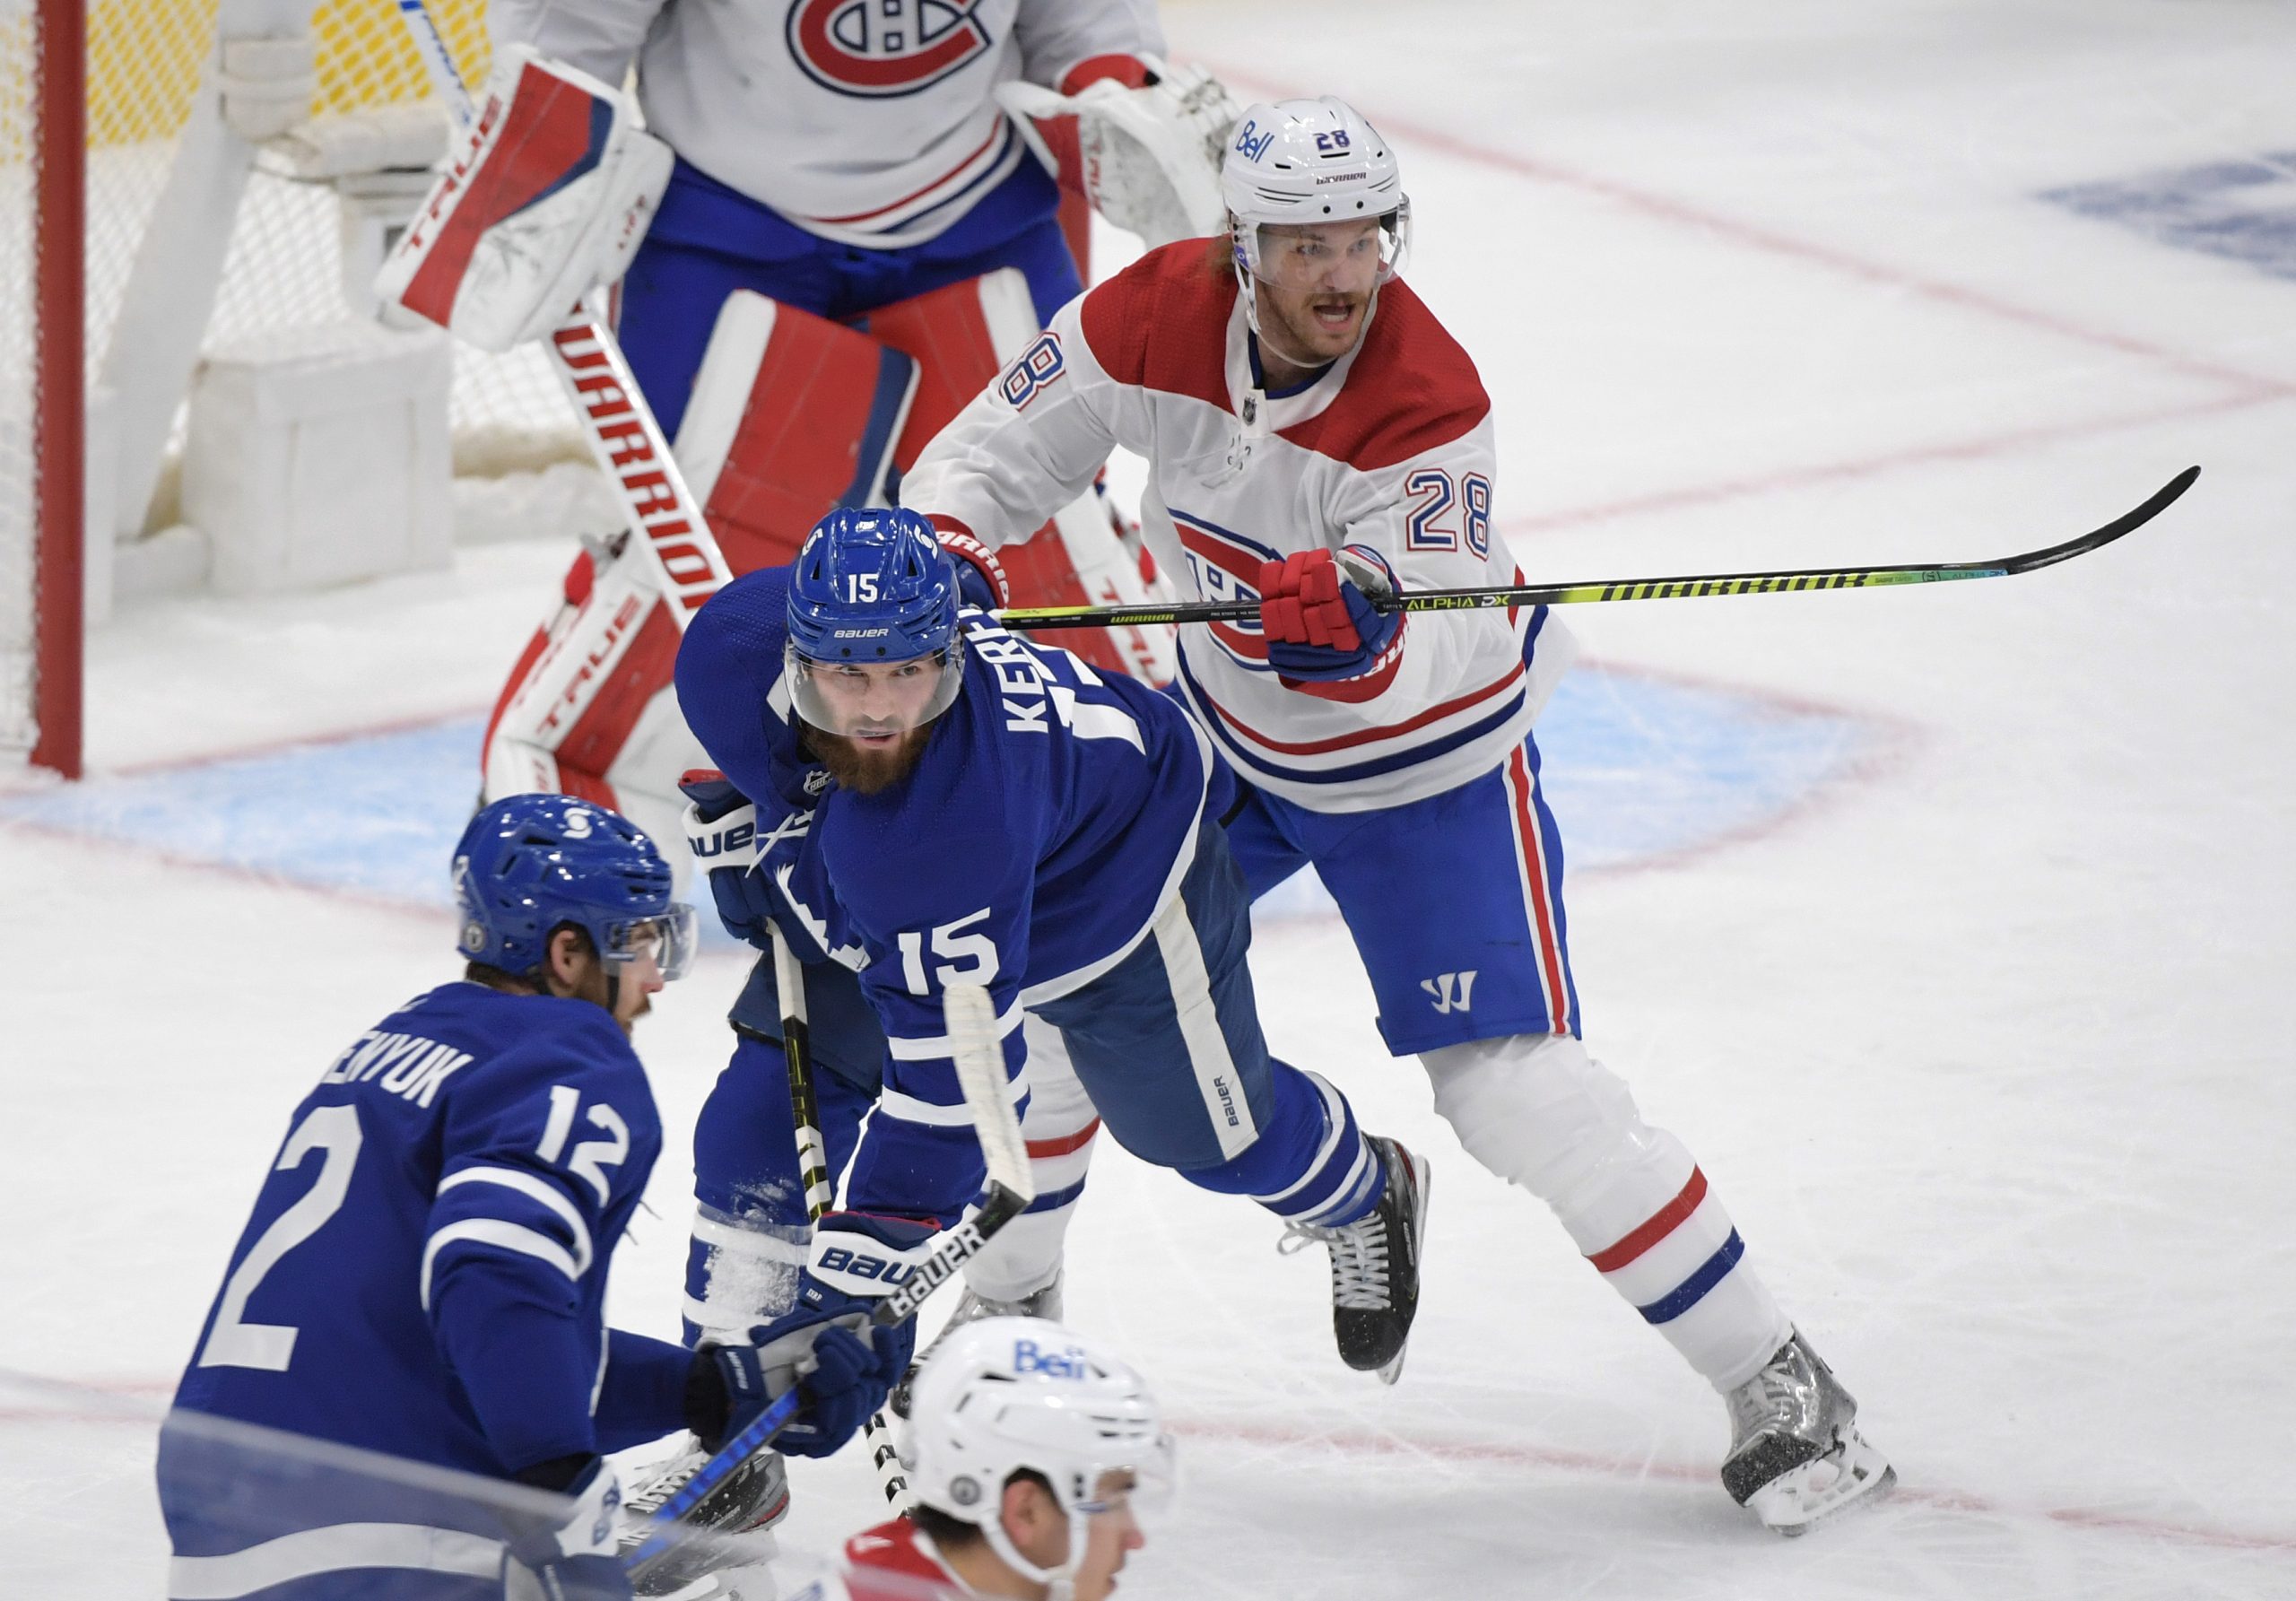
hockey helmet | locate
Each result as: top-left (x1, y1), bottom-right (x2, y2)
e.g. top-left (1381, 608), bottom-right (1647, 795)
top-left (452, 793), bottom-right (697, 981)
top-left (1222, 97), bottom-right (1410, 291)
top-left (784, 507), bottom-right (965, 735)
top-left (903, 1317), bottom-right (1176, 1588)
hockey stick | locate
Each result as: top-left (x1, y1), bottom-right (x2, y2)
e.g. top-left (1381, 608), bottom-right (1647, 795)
top-left (392, 4), bottom-right (735, 626)
top-left (770, 923), bottom-right (909, 1510)
top-left (625, 981), bottom-right (1033, 1576)
top-left (996, 466), bottom-right (2200, 631)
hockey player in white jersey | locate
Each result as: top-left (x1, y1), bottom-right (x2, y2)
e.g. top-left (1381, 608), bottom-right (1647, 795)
top-left (900, 97), bottom-right (1896, 1532)
top-left (834, 1318), bottom-right (1172, 1601)
top-left (156, 796), bottom-right (909, 1600)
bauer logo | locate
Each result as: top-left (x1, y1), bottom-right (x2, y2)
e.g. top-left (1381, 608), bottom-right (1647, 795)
top-left (785, 0), bottom-right (995, 99)
top-left (1234, 118), bottom-right (1275, 161)
top-left (817, 1245), bottom-right (915, 1285)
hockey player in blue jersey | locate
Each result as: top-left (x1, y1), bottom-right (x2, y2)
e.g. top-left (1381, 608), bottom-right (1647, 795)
top-left (659, 508), bottom-right (1431, 1504)
top-left (157, 795), bottom-right (911, 1601)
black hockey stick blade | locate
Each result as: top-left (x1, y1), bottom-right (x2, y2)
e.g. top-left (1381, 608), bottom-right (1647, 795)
top-left (996, 466), bottom-right (2200, 630)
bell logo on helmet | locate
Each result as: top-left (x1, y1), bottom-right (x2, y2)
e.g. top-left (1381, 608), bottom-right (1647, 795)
top-left (1012, 1338), bottom-right (1089, 1380)
top-left (786, 0), bottom-right (995, 100)
top-left (1234, 117), bottom-right (1275, 161)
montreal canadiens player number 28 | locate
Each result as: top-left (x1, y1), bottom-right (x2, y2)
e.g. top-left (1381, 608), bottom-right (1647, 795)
top-left (904, 95), bottom-right (1898, 1532)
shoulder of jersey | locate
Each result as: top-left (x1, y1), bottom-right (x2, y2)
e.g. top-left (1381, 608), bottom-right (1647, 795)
top-left (841, 1518), bottom-right (953, 1585)
top-left (444, 984), bottom-right (639, 1069)
top-left (1079, 246), bottom-right (1491, 473)
top-left (689, 565), bottom-right (794, 681)
top-left (1077, 236), bottom-right (1237, 399)
top-left (1282, 277), bottom-right (1492, 473)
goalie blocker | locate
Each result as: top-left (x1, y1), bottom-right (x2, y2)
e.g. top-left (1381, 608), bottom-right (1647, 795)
top-left (483, 268), bottom-right (1178, 851)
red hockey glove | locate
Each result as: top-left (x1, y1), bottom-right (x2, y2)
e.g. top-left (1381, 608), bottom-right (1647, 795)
top-left (1257, 546), bottom-right (1405, 682)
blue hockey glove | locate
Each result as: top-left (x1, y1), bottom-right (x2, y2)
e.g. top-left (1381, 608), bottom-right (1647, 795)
top-left (500, 1456), bottom-right (631, 1601)
top-left (680, 768), bottom-right (820, 953)
top-left (738, 1213), bottom-right (929, 1458)
top-left (939, 528), bottom-right (1011, 612)
top-left (1257, 545), bottom-right (1405, 683)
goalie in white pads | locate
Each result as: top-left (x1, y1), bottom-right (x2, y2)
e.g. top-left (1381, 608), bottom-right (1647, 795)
top-left (414, 8), bottom-right (1248, 853)
top-left (900, 97), bottom-right (1895, 1532)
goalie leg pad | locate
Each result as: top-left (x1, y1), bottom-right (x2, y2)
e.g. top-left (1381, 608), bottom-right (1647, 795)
top-left (865, 267), bottom-right (1178, 682)
top-left (675, 291), bottom-right (920, 573)
top-left (1421, 1033), bottom-right (1791, 1388)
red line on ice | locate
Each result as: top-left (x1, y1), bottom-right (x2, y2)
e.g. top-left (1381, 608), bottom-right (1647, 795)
top-left (1170, 1415), bottom-right (2296, 1555)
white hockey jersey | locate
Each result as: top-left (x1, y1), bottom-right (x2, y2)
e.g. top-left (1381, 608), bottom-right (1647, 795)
top-left (904, 240), bottom-right (1574, 813)
top-left (488, 0), bottom-right (1161, 248)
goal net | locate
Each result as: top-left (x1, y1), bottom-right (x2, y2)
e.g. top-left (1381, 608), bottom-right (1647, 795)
top-left (1, 0), bottom-right (578, 772)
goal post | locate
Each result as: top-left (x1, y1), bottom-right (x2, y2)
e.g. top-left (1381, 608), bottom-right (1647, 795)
top-left (3, 0), bottom-right (578, 780)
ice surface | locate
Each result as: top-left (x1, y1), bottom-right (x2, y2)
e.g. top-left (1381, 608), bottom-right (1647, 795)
top-left (5, 2), bottom-right (2292, 1596)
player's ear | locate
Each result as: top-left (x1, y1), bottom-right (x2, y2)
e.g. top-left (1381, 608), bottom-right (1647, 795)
top-left (544, 925), bottom-right (593, 996)
top-left (1000, 1475), bottom-right (1057, 1549)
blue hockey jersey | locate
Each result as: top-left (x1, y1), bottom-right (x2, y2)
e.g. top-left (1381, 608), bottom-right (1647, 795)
top-left (675, 566), bottom-right (1223, 1221)
top-left (168, 982), bottom-right (691, 1481)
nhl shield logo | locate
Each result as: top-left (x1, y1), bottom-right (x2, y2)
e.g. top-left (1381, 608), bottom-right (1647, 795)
top-left (786, 0), bottom-right (996, 99)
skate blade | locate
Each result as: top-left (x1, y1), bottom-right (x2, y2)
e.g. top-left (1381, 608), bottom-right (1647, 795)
top-left (1375, 1152), bottom-right (1433, 1387)
top-left (1748, 1432), bottom-right (1895, 1535)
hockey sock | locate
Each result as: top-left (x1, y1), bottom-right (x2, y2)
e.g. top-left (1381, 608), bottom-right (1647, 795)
top-left (1180, 1067), bottom-right (1384, 1228)
top-left (1424, 1033), bottom-right (1789, 1390)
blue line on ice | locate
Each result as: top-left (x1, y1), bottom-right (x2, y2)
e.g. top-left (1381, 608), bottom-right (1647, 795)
top-left (1, 668), bottom-right (1876, 931)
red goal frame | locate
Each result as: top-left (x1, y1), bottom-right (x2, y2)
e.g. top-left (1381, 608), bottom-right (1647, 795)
top-left (30, 0), bottom-right (85, 779)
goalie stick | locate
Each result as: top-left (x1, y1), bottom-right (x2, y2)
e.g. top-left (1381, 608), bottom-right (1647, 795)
top-left (392, 2), bottom-right (735, 625)
top-left (624, 980), bottom-right (1033, 1578)
top-left (996, 466), bottom-right (2201, 631)
top-left (772, 923), bottom-right (909, 1510)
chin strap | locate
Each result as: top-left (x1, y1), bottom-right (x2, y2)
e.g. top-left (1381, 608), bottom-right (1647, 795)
top-left (978, 1506), bottom-right (1089, 1600)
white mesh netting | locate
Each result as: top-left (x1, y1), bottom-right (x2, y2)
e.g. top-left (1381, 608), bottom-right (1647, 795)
top-left (2, 0), bottom-right (580, 760)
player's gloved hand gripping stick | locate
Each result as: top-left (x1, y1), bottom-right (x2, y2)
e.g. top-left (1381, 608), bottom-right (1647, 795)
top-left (997, 466), bottom-right (2202, 632)
top-left (622, 981), bottom-right (1036, 1579)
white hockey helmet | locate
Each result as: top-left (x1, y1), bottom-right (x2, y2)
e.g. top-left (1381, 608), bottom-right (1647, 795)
top-left (1221, 96), bottom-right (1410, 288)
top-left (903, 1317), bottom-right (1176, 1588)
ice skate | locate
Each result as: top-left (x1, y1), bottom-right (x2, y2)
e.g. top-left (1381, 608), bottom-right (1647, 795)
top-left (1720, 1331), bottom-right (1895, 1533)
top-left (1280, 1135), bottom-right (1431, 1383)
top-left (617, 1434), bottom-right (789, 1596)
top-left (890, 1268), bottom-right (1065, 1418)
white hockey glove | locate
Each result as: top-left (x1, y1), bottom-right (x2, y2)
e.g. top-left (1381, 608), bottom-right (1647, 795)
top-left (998, 61), bottom-right (1241, 248)
top-left (376, 46), bottom-right (672, 352)
top-left (500, 1457), bottom-right (630, 1601)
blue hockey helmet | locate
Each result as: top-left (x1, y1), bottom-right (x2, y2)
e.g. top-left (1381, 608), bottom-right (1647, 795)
top-left (784, 507), bottom-right (966, 735)
top-left (452, 794), bottom-right (698, 982)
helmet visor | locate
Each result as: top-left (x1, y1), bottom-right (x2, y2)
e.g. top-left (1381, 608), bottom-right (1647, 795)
top-left (1076, 1432), bottom-right (1179, 1525)
top-left (1238, 203), bottom-right (1410, 291)
top-left (784, 638), bottom-right (964, 737)
top-left (604, 902), bottom-right (699, 982)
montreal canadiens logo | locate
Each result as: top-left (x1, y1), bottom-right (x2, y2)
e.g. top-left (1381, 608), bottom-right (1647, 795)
top-left (786, 0), bottom-right (996, 99)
